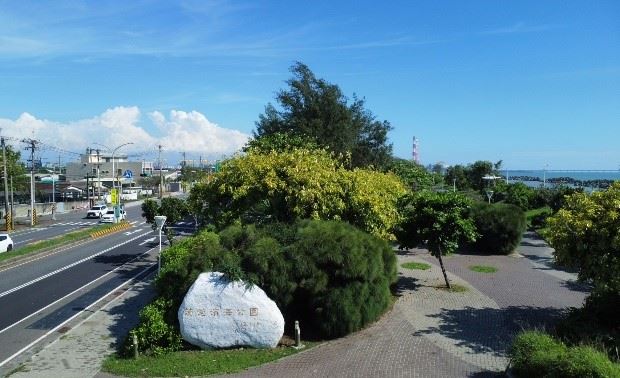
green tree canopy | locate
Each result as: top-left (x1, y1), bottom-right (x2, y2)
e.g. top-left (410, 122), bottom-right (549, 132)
top-left (545, 183), bottom-right (620, 294)
top-left (395, 191), bottom-right (478, 288)
top-left (385, 158), bottom-right (436, 190)
top-left (254, 62), bottom-right (393, 169)
top-left (243, 132), bottom-right (319, 154)
top-left (444, 160), bottom-right (501, 192)
top-left (189, 148), bottom-right (406, 240)
top-left (141, 197), bottom-right (190, 244)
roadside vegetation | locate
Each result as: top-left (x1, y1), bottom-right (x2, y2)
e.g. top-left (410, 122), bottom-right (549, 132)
top-left (509, 183), bottom-right (620, 375)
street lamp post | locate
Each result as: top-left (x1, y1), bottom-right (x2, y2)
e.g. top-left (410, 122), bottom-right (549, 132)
top-left (93, 142), bottom-right (134, 223)
top-left (154, 215), bottom-right (167, 274)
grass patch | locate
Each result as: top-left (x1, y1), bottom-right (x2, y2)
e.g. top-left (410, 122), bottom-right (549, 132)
top-left (435, 283), bottom-right (468, 293)
top-left (401, 261), bottom-right (431, 271)
top-left (0, 223), bottom-right (121, 264)
top-left (102, 343), bottom-right (317, 377)
top-left (469, 265), bottom-right (498, 273)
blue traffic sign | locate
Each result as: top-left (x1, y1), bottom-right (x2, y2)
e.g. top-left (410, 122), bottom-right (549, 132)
top-left (123, 170), bottom-right (133, 178)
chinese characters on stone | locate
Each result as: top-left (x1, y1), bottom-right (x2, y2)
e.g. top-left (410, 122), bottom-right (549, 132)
top-left (183, 307), bottom-right (260, 317)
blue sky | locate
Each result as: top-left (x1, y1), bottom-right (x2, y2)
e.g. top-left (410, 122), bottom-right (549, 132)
top-left (0, 0), bottom-right (618, 169)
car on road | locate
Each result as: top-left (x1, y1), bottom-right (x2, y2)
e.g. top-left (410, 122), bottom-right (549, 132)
top-left (0, 233), bottom-right (14, 253)
top-left (100, 209), bottom-right (126, 223)
top-left (87, 205), bottom-right (108, 218)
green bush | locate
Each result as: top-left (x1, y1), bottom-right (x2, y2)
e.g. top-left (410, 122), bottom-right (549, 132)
top-left (511, 331), bottom-right (566, 376)
top-left (288, 220), bottom-right (396, 338)
top-left (123, 298), bottom-right (183, 356)
top-left (510, 331), bottom-right (620, 378)
top-left (558, 346), bottom-right (620, 377)
top-left (469, 202), bottom-right (526, 254)
top-left (188, 148), bottom-right (406, 240)
top-left (529, 208), bottom-right (552, 229)
top-left (156, 230), bottom-right (229, 305)
top-left (129, 219), bottom-right (397, 354)
top-left (504, 182), bottom-right (535, 210)
top-left (556, 291), bottom-right (620, 361)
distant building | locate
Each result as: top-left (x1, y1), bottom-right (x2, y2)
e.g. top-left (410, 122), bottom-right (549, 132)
top-left (65, 148), bottom-right (154, 190)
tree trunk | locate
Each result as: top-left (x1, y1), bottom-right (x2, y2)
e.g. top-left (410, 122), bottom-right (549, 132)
top-left (436, 246), bottom-right (451, 289)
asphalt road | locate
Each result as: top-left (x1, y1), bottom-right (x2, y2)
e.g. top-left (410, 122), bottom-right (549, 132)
top-left (0, 209), bottom-right (194, 373)
top-left (9, 203), bottom-right (145, 250)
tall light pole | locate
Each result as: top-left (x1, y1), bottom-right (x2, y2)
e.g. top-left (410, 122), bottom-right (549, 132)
top-left (154, 215), bottom-right (167, 274)
top-left (543, 164), bottom-right (549, 188)
top-left (93, 142), bottom-right (134, 223)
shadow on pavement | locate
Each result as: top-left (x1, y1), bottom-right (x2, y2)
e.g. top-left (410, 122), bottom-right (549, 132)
top-left (104, 280), bottom-right (156, 352)
top-left (560, 279), bottom-right (591, 293)
top-left (412, 305), bottom-right (570, 358)
top-left (468, 372), bottom-right (506, 378)
top-left (394, 275), bottom-right (423, 296)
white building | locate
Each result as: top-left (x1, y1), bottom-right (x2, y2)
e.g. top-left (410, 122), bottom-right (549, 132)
top-left (65, 148), bottom-right (154, 192)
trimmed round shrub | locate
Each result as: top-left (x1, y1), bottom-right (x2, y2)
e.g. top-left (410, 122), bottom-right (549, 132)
top-left (288, 220), bottom-right (396, 338)
top-left (469, 202), bottom-right (526, 254)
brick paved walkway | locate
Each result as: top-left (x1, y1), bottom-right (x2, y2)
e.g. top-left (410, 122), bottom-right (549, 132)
top-left (9, 233), bottom-right (587, 378)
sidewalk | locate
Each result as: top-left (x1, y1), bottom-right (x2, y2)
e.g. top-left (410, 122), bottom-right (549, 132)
top-left (8, 234), bottom-right (587, 378)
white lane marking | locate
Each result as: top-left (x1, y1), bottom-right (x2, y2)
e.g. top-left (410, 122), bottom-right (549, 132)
top-left (10, 228), bottom-right (47, 237)
top-left (139, 237), bottom-right (156, 246)
top-left (130, 221), bottom-right (138, 225)
top-left (0, 230), bottom-right (153, 299)
top-left (0, 250), bottom-right (156, 367)
top-left (14, 238), bottom-right (34, 245)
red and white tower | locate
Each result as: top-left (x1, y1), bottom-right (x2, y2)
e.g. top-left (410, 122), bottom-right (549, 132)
top-left (412, 136), bottom-right (420, 164)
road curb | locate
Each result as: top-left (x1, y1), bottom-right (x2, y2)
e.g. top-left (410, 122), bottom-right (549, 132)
top-left (90, 222), bottom-right (132, 239)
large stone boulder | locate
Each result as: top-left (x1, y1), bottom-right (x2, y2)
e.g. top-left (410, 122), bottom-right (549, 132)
top-left (178, 272), bottom-right (285, 349)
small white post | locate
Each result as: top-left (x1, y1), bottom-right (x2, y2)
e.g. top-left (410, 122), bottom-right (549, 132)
top-left (295, 320), bottom-right (300, 346)
top-left (154, 215), bottom-right (167, 274)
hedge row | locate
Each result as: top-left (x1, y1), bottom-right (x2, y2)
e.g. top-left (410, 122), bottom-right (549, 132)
top-left (469, 202), bottom-right (526, 255)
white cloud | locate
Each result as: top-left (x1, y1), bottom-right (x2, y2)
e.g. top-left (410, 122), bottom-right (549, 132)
top-left (0, 106), bottom-right (249, 158)
top-left (156, 110), bottom-right (249, 155)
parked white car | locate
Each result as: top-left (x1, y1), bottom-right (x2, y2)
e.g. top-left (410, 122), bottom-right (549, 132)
top-left (0, 233), bottom-right (14, 253)
top-left (87, 205), bottom-right (108, 218)
top-left (100, 209), bottom-right (126, 223)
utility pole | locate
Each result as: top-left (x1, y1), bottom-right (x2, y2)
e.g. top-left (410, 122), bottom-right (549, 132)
top-left (96, 149), bottom-right (101, 200)
top-left (86, 174), bottom-right (90, 206)
top-left (158, 144), bottom-right (163, 199)
top-left (23, 138), bottom-right (38, 226)
top-left (9, 176), bottom-right (14, 230)
top-left (1, 136), bottom-right (11, 231)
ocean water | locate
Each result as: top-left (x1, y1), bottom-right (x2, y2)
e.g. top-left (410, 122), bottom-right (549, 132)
top-left (506, 170), bottom-right (620, 181)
